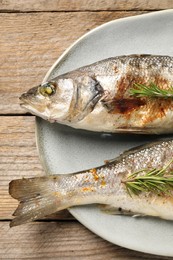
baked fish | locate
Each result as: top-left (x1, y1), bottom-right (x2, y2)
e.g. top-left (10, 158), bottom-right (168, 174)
top-left (9, 139), bottom-right (173, 227)
top-left (20, 54), bottom-right (173, 134)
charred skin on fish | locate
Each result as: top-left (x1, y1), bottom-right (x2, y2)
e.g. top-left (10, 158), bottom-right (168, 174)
top-left (20, 55), bottom-right (173, 134)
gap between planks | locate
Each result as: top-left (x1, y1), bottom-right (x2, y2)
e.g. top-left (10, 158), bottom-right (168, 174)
top-left (0, 9), bottom-right (163, 13)
top-left (0, 0), bottom-right (172, 12)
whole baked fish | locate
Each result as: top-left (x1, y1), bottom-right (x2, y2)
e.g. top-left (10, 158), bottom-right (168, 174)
top-left (9, 139), bottom-right (173, 227)
top-left (20, 54), bottom-right (173, 134)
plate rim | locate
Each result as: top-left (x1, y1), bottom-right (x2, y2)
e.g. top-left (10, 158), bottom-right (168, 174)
top-left (43, 9), bottom-right (173, 83)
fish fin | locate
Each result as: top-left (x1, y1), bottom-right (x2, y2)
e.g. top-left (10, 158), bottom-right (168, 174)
top-left (120, 139), bottom-right (167, 158)
top-left (65, 76), bottom-right (103, 122)
top-left (132, 214), bottom-right (146, 218)
top-left (104, 159), bottom-right (116, 164)
top-left (99, 205), bottom-right (133, 215)
top-left (99, 204), bottom-right (146, 218)
top-left (113, 128), bottom-right (153, 134)
top-left (107, 138), bottom-right (166, 165)
top-left (99, 205), bottom-right (146, 217)
top-left (9, 176), bottom-right (68, 227)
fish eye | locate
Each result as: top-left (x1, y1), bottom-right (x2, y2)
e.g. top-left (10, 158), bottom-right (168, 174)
top-left (39, 82), bottom-right (56, 96)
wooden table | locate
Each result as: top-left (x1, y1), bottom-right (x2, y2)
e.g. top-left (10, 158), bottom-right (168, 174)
top-left (0, 1), bottom-right (173, 259)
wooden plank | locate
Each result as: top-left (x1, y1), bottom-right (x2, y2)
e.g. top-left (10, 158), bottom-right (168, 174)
top-left (0, 11), bottom-right (145, 114)
top-left (0, 221), bottom-right (170, 259)
top-left (0, 0), bottom-right (172, 12)
top-left (0, 116), bottom-right (72, 220)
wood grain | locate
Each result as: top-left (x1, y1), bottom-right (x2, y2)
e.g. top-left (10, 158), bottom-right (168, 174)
top-left (0, 116), bottom-right (72, 220)
top-left (0, 0), bottom-right (172, 12)
top-left (0, 221), bottom-right (171, 260)
top-left (0, 11), bottom-right (145, 114)
top-left (0, 115), bottom-right (40, 219)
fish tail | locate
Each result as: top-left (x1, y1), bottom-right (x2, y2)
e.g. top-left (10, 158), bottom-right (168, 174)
top-left (9, 176), bottom-right (69, 227)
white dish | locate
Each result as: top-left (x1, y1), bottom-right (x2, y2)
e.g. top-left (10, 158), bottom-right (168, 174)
top-left (36, 10), bottom-right (173, 256)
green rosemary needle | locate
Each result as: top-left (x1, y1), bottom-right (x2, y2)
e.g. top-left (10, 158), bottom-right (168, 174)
top-left (130, 82), bottom-right (173, 99)
top-left (122, 159), bottom-right (173, 196)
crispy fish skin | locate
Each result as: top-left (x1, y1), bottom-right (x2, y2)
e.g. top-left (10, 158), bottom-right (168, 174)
top-left (9, 139), bottom-right (173, 227)
top-left (20, 55), bottom-right (173, 133)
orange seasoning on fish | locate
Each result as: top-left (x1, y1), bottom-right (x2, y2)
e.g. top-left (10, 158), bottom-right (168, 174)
top-left (9, 139), bottom-right (173, 227)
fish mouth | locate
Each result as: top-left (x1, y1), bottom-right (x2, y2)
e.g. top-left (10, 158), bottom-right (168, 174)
top-left (19, 86), bottom-right (40, 106)
top-left (20, 102), bottom-right (32, 110)
top-left (19, 94), bottom-right (32, 109)
top-left (19, 92), bottom-right (49, 120)
top-left (19, 92), bottom-right (41, 114)
top-left (19, 98), bottom-right (45, 118)
top-left (20, 100), bottom-right (36, 114)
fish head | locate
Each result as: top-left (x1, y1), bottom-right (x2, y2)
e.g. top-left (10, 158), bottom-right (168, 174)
top-left (20, 80), bottom-right (74, 122)
top-left (20, 76), bottom-right (103, 123)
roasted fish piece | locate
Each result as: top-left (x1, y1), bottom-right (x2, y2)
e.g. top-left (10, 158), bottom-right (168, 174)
top-left (20, 54), bottom-right (173, 134)
top-left (9, 139), bottom-right (173, 227)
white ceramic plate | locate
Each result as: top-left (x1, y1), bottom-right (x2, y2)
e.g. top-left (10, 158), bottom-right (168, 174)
top-left (36, 10), bottom-right (173, 256)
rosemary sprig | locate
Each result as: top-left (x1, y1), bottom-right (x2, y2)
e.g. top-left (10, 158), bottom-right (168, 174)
top-left (122, 159), bottom-right (173, 196)
top-left (130, 82), bottom-right (173, 99)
